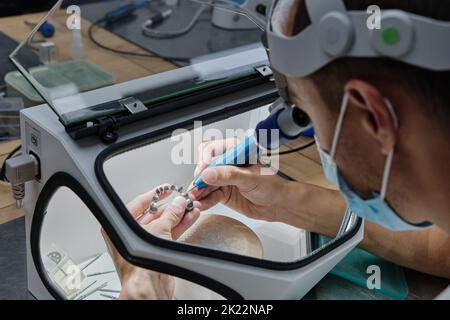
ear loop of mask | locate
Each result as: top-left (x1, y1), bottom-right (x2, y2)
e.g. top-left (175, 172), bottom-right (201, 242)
top-left (330, 93), bottom-right (350, 159)
top-left (329, 93), bottom-right (399, 201)
top-left (379, 99), bottom-right (398, 200)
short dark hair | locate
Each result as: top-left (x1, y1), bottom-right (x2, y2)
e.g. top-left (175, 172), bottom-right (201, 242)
top-left (286, 0), bottom-right (450, 126)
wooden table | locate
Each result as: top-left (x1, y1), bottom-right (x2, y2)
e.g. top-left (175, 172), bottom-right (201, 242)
top-left (0, 11), bottom-right (331, 225)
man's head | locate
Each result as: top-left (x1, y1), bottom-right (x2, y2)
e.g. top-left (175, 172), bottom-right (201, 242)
top-left (277, 0), bottom-right (450, 230)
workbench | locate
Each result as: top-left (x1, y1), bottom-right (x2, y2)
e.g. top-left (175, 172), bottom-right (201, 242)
top-left (0, 9), bottom-right (446, 301)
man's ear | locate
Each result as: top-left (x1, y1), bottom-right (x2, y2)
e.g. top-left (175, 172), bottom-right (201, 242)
top-left (345, 80), bottom-right (397, 155)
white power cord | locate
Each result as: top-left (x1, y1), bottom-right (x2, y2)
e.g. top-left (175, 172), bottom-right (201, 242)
top-left (5, 153), bottom-right (39, 208)
top-left (189, 0), bottom-right (266, 30)
top-left (142, 2), bottom-right (209, 38)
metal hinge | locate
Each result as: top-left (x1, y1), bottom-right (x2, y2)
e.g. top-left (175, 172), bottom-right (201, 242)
top-left (255, 65), bottom-right (273, 77)
top-left (119, 97), bottom-right (147, 114)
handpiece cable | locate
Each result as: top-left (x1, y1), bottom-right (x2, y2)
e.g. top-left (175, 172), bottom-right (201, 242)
top-left (88, 18), bottom-right (191, 62)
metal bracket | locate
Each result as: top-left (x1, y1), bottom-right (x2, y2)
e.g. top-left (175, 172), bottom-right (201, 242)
top-left (119, 97), bottom-right (147, 114)
top-left (255, 65), bottom-right (273, 77)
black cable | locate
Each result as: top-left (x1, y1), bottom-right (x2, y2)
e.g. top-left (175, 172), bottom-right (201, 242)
top-left (277, 140), bottom-right (316, 155)
top-left (0, 145), bottom-right (21, 182)
top-left (266, 140), bottom-right (316, 156)
top-left (88, 19), bottom-right (191, 62)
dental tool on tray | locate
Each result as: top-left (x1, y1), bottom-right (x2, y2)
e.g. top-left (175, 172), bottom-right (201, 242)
top-left (188, 99), bottom-right (314, 192)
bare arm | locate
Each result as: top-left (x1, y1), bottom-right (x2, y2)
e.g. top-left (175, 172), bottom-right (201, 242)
top-left (283, 181), bottom-right (450, 279)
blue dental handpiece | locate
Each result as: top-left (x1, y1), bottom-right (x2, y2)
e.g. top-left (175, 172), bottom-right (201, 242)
top-left (192, 135), bottom-right (258, 190)
top-left (191, 99), bottom-right (313, 191)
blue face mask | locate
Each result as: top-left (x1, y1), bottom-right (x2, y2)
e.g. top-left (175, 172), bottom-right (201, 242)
top-left (316, 93), bottom-right (432, 231)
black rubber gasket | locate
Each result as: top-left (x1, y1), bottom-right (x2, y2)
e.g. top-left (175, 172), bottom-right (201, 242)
top-left (31, 172), bottom-right (243, 300)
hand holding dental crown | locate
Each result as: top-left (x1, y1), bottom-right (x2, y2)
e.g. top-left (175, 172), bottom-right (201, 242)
top-left (101, 185), bottom-right (200, 300)
top-left (102, 183), bottom-right (263, 300)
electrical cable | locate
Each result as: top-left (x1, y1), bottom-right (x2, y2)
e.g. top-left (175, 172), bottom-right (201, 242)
top-left (89, 0), bottom-right (263, 60)
top-left (189, 0), bottom-right (265, 30)
top-left (266, 140), bottom-right (316, 156)
top-left (142, 3), bottom-right (208, 38)
top-left (0, 145), bottom-right (21, 182)
top-left (88, 19), bottom-right (191, 62)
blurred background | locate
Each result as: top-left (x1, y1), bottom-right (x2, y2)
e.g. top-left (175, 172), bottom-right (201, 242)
top-left (0, 0), bottom-right (103, 17)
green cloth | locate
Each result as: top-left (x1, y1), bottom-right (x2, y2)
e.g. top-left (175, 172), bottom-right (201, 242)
top-left (313, 235), bottom-right (409, 300)
top-left (5, 60), bottom-right (115, 103)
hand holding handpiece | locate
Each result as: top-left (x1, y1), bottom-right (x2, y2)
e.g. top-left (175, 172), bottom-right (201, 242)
top-left (101, 184), bottom-right (201, 299)
top-left (189, 98), bottom-right (312, 192)
top-left (190, 138), bottom-right (297, 223)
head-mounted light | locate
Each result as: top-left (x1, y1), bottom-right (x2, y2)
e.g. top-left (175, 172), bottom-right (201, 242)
top-left (266, 0), bottom-right (450, 78)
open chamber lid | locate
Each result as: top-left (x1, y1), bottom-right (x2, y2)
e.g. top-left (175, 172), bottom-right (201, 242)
top-left (9, 0), bottom-right (271, 143)
top-left (16, 0), bottom-right (364, 300)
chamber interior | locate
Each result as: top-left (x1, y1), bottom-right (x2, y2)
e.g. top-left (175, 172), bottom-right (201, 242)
top-left (103, 104), bottom-right (309, 263)
top-left (38, 104), bottom-right (313, 300)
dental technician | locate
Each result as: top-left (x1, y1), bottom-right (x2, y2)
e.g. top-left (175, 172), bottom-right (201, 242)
top-left (104, 0), bottom-right (450, 299)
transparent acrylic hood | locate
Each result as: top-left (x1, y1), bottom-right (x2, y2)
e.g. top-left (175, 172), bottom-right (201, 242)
top-left (9, 0), bottom-right (268, 123)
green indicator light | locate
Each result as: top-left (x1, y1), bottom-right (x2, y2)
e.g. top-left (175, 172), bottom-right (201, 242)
top-left (382, 27), bottom-right (400, 45)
